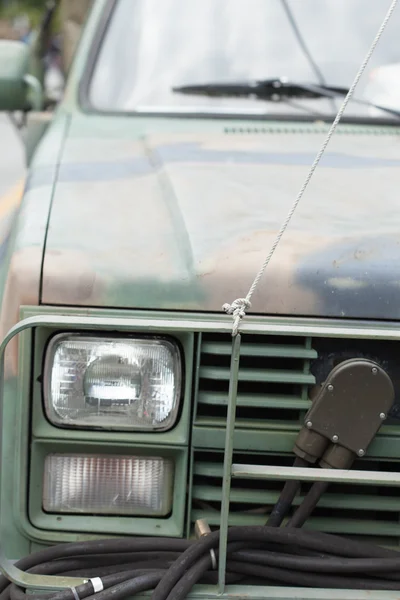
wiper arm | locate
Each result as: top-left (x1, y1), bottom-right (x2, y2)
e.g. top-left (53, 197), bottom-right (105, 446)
top-left (173, 78), bottom-right (347, 100)
top-left (172, 77), bottom-right (400, 119)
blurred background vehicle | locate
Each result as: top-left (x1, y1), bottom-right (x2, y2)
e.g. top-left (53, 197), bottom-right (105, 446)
top-left (0, 0), bottom-right (93, 229)
top-left (0, 0), bottom-right (93, 106)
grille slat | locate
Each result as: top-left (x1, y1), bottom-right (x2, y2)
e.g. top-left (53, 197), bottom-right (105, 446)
top-left (198, 391), bottom-right (310, 410)
top-left (202, 341), bottom-right (317, 359)
top-left (191, 509), bottom-right (400, 536)
top-left (196, 333), bottom-right (314, 424)
top-left (200, 366), bottom-right (314, 385)
top-left (191, 452), bottom-right (400, 537)
top-left (192, 483), bottom-right (400, 512)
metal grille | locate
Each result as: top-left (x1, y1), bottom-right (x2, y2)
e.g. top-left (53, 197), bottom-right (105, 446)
top-left (195, 332), bottom-right (316, 430)
top-left (191, 450), bottom-right (400, 544)
top-left (190, 332), bottom-right (400, 555)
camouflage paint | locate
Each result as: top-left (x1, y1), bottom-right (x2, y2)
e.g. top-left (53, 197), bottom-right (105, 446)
top-left (0, 113), bottom-right (69, 558)
top-left (38, 117), bottom-right (400, 321)
top-left (0, 112), bottom-right (69, 378)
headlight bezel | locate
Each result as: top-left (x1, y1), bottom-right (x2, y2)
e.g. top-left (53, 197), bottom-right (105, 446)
top-left (42, 331), bottom-right (184, 433)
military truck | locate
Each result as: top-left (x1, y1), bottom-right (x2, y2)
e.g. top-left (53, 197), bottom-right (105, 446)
top-left (1, 1), bottom-right (400, 598)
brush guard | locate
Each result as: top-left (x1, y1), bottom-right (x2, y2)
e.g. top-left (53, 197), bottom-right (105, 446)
top-left (1, 317), bottom-right (400, 594)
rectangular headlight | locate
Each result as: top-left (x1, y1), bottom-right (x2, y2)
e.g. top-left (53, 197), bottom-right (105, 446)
top-left (43, 454), bottom-right (174, 516)
top-left (44, 334), bottom-right (182, 430)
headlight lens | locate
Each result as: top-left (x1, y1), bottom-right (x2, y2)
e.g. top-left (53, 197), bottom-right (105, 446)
top-left (44, 334), bottom-right (182, 430)
top-left (43, 454), bottom-right (174, 516)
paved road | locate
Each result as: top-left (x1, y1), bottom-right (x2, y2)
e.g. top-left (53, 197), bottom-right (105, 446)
top-left (0, 113), bottom-right (25, 197)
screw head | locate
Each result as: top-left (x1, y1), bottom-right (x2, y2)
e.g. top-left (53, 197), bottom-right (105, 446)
top-left (372, 367), bottom-right (378, 375)
top-left (358, 449), bottom-right (365, 457)
top-left (306, 421), bottom-right (313, 429)
top-left (327, 384), bottom-right (334, 391)
top-left (380, 412), bottom-right (386, 420)
top-left (332, 434), bottom-right (339, 443)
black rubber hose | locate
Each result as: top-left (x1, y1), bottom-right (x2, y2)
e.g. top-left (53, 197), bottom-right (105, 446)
top-left (5, 527), bottom-right (400, 600)
top-left (165, 553), bottom-right (212, 600)
top-left (231, 549), bottom-right (400, 575)
top-left (53, 569), bottom-right (166, 600)
top-left (8, 567), bottom-right (168, 600)
top-left (151, 526), bottom-right (400, 600)
top-left (163, 541), bottom-right (248, 600)
top-left (266, 456), bottom-right (309, 527)
top-left (286, 481), bottom-right (330, 528)
top-left (0, 559), bottom-right (100, 600)
top-left (0, 539), bottom-right (190, 594)
top-left (10, 570), bottom-right (161, 600)
top-left (225, 560), bottom-right (400, 591)
top-left (83, 572), bottom-right (164, 600)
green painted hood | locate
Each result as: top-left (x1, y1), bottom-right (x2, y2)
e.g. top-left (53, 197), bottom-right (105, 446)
top-left (41, 116), bottom-right (400, 320)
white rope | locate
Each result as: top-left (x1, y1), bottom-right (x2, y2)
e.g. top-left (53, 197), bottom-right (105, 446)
top-left (223, 0), bottom-right (398, 336)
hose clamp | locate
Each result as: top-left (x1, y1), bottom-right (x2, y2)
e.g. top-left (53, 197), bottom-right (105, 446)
top-left (195, 519), bottom-right (217, 570)
top-left (70, 588), bottom-right (80, 600)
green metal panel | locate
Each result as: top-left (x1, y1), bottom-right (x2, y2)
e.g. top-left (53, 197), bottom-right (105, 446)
top-left (0, 362), bottom-right (31, 558)
top-left (17, 321), bottom-right (191, 544)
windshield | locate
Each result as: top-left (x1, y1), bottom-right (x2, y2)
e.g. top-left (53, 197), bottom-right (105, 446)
top-left (89, 0), bottom-right (400, 119)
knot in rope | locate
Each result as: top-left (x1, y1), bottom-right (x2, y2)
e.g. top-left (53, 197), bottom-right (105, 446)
top-left (223, 298), bottom-right (252, 336)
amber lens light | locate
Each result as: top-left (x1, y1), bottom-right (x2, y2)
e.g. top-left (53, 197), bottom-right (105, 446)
top-left (44, 334), bottom-right (181, 430)
top-left (43, 454), bottom-right (174, 516)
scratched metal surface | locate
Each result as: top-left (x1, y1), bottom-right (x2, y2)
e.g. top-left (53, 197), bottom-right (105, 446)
top-left (40, 115), bottom-right (400, 320)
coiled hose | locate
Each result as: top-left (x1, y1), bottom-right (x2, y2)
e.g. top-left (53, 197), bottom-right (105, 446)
top-left (4, 526), bottom-right (400, 599)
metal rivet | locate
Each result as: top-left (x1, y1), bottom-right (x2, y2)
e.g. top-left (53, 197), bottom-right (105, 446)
top-left (327, 384), bottom-right (334, 391)
top-left (332, 434), bottom-right (339, 443)
top-left (358, 449), bottom-right (365, 457)
top-left (306, 421), bottom-right (313, 429)
top-left (380, 412), bottom-right (386, 420)
top-left (372, 367), bottom-right (378, 374)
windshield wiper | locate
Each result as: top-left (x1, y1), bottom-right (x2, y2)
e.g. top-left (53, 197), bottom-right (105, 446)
top-left (172, 77), bottom-right (400, 119)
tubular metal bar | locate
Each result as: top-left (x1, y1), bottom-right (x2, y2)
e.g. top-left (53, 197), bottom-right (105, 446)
top-left (16, 308), bottom-right (400, 339)
top-left (0, 317), bottom-right (108, 589)
top-left (218, 334), bottom-right (241, 594)
top-left (231, 465), bottom-right (400, 486)
top-left (0, 547), bottom-right (87, 591)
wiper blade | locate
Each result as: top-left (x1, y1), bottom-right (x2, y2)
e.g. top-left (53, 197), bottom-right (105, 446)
top-left (173, 78), bottom-right (347, 99)
top-left (172, 77), bottom-right (400, 119)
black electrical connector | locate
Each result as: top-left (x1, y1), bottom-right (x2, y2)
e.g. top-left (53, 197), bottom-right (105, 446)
top-left (269, 358), bottom-right (395, 529)
top-left (266, 456), bottom-right (309, 527)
